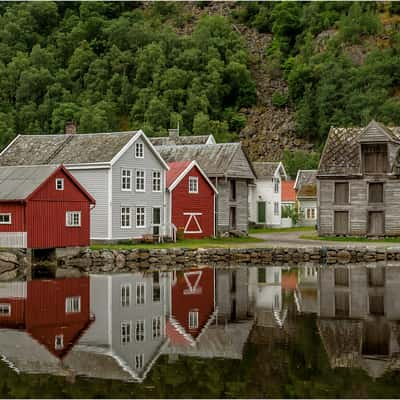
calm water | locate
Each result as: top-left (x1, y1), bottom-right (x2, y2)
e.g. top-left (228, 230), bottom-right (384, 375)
top-left (0, 264), bottom-right (400, 398)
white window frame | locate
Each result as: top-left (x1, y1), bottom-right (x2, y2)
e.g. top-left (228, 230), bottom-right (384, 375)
top-left (65, 296), bottom-right (81, 313)
top-left (0, 303), bottom-right (11, 316)
top-left (121, 320), bottom-right (132, 344)
top-left (305, 208), bottom-right (316, 220)
top-left (121, 207), bottom-right (131, 229)
top-left (121, 283), bottom-right (131, 307)
top-left (121, 169), bottom-right (132, 191)
top-left (273, 202), bottom-right (279, 216)
top-left (188, 310), bottom-right (199, 329)
top-left (189, 176), bottom-right (198, 193)
top-left (0, 213), bottom-right (11, 225)
top-left (136, 282), bottom-right (145, 305)
top-left (135, 320), bottom-right (145, 342)
top-left (55, 334), bottom-right (64, 350)
top-left (135, 142), bottom-right (144, 159)
top-left (135, 169), bottom-right (145, 192)
top-left (66, 211), bottom-right (81, 227)
top-left (273, 178), bottom-right (280, 194)
top-left (135, 353), bottom-right (144, 369)
top-left (152, 316), bottom-right (162, 339)
top-left (136, 207), bottom-right (146, 228)
top-left (152, 170), bottom-right (161, 192)
top-left (55, 178), bottom-right (64, 191)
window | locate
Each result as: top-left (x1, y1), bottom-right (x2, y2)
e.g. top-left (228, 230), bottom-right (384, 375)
top-left (56, 178), bottom-right (64, 191)
top-left (152, 170), bottom-right (161, 192)
top-left (306, 208), bottom-right (316, 220)
top-left (135, 170), bottom-right (145, 191)
top-left (335, 292), bottom-right (349, 317)
top-left (135, 354), bottom-right (144, 369)
top-left (66, 211), bottom-right (81, 227)
top-left (135, 320), bottom-right (145, 342)
top-left (55, 335), bottom-right (64, 350)
top-left (121, 207), bottom-right (131, 228)
top-left (274, 294), bottom-right (280, 309)
top-left (135, 142), bottom-right (144, 158)
top-left (334, 268), bottom-right (349, 287)
top-left (368, 267), bottom-right (385, 287)
top-left (188, 310), bottom-right (199, 329)
top-left (152, 316), bottom-right (162, 339)
top-left (369, 295), bottom-right (384, 315)
top-left (274, 271), bottom-right (280, 284)
top-left (66, 296), bottom-right (81, 313)
top-left (258, 268), bottom-right (266, 283)
top-left (121, 284), bottom-right (131, 307)
top-left (153, 272), bottom-right (160, 302)
top-left (189, 176), bottom-right (198, 193)
top-left (121, 169), bottom-right (132, 191)
top-left (362, 143), bottom-right (388, 173)
top-left (121, 321), bottom-right (132, 344)
top-left (0, 303), bottom-right (11, 316)
top-left (136, 282), bottom-right (145, 304)
top-left (0, 214), bottom-right (11, 225)
top-left (230, 179), bottom-right (236, 201)
top-left (274, 202), bottom-right (279, 216)
top-left (369, 182), bottom-right (383, 203)
top-left (334, 182), bottom-right (349, 205)
top-left (136, 207), bottom-right (145, 228)
top-left (273, 178), bottom-right (280, 193)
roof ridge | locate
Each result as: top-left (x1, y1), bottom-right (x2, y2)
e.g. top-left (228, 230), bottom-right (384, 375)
top-left (19, 130), bottom-right (139, 137)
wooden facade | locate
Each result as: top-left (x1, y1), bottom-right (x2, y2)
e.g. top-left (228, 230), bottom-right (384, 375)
top-left (318, 121), bottom-right (400, 236)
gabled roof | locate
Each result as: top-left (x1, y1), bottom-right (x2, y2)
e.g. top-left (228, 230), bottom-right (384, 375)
top-left (281, 180), bottom-right (296, 202)
top-left (252, 161), bottom-right (287, 180)
top-left (166, 161), bottom-right (218, 193)
top-left (156, 143), bottom-right (255, 179)
top-left (294, 170), bottom-right (317, 199)
top-left (150, 134), bottom-right (216, 146)
top-left (0, 165), bottom-right (95, 203)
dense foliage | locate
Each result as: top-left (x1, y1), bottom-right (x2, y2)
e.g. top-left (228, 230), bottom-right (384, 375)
top-left (0, 2), bottom-right (256, 148)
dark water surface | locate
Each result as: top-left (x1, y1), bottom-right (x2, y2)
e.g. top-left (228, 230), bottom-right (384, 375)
top-left (0, 264), bottom-right (400, 398)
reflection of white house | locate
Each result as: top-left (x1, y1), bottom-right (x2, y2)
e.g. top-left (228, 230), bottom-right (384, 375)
top-left (297, 266), bottom-right (319, 314)
top-left (249, 162), bottom-right (287, 227)
top-left (65, 272), bottom-right (171, 382)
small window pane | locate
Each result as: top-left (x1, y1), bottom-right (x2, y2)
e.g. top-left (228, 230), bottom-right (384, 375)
top-left (65, 296), bottom-right (81, 313)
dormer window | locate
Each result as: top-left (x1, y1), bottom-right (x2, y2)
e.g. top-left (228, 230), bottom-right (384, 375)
top-left (56, 178), bottom-right (64, 190)
top-left (362, 144), bottom-right (388, 173)
top-left (135, 142), bottom-right (144, 158)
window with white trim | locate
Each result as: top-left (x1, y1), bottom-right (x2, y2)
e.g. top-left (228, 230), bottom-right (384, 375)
top-left (55, 334), bottom-right (64, 350)
top-left (136, 207), bottom-right (145, 228)
top-left (121, 207), bottom-right (131, 228)
top-left (135, 354), bottom-right (144, 369)
top-left (0, 303), bottom-right (11, 316)
top-left (121, 321), bottom-right (132, 344)
top-left (306, 208), bottom-right (316, 220)
top-left (188, 310), bottom-right (199, 329)
top-left (189, 177), bottom-right (198, 193)
top-left (136, 282), bottom-right (145, 305)
top-left (135, 320), bottom-right (145, 342)
top-left (273, 178), bottom-right (280, 193)
top-left (135, 142), bottom-right (144, 158)
top-left (66, 211), bottom-right (81, 227)
top-left (56, 178), bottom-right (64, 191)
top-left (274, 202), bottom-right (279, 216)
top-left (136, 170), bottom-right (145, 191)
top-left (65, 296), bottom-right (81, 313)
top-left (0, 214), bottom-right (11, 225)
top-left (121, 284), bottom-right (131, 307)
top-left (152, 316), bottom-right (162, 339)
top-left (152, 170), bottom-right (161, 192)
top-left (121, 169), bottom-right (132, 191)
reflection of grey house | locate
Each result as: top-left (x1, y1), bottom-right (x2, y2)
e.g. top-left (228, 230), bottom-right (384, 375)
top-left (66, 272), bottom-right (171, 382)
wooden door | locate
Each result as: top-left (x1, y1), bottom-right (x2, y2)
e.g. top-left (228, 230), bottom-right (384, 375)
top-left (257, 201), bottom-right (266, 223)
top-left (368, 211), bottom-right (384, 236)
top-left (334, 211), bottom-right (348, 235)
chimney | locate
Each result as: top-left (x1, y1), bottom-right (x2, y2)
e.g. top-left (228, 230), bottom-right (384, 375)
top-left (64, 121), bottom-right (77, 135)
top-left (168, 127), bottom-right (179, 139)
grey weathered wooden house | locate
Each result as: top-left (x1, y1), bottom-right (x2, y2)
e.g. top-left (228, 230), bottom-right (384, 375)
top-left (0, 129), bottom-right (169, 241)
top-left (317, 120), bottom-right (400, 236)
top-left (156, 143), bottom-right (255, 234)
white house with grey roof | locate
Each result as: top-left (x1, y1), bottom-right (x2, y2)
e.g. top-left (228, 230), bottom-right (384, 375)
top-left (248, 162), bottom-right (287, 227)
top-left (0, 130), bottom-right (169, 241)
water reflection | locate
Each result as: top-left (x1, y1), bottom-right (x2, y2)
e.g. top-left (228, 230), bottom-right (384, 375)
top-left (0, 264), bottom-right (400, 383)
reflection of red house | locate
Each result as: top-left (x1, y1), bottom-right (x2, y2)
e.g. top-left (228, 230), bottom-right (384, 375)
top-left (282, 270), bottom-right (298, 291)
top-left (0, 277), bottom-right (91, 358)
top-left (168, 267), bottom-right (216, 345)
top-left (0, 165), bottom-right (95, 248)
top-left (167, 161), bottom-right (217, 238)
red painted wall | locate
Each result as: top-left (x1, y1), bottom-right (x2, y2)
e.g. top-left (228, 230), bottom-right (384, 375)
top-left (171, 267), bottom-right (214, 338)
top-left (0, 204), bottom-right (25, 232)
top-left (171, 165), bottom-right (215, 239)
top-left (0, 298), bottom-right (25, 328)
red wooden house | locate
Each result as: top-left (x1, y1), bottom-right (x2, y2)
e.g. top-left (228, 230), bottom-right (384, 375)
top-left (167, 267), bottom-right (217, 346)
top-left (167, 161), bottom-right (217, 239)
top-left (0, 165), bottom-right (95, 248)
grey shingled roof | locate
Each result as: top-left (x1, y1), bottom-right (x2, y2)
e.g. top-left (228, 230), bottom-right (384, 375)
top-left (294, 170), bottom-right (317, 198)
top-left (0, 165), bottom-right (59, 200)
top-left (150, 135), bottom-right (213, 146)
top-left (156, 143), bottom-right (255, 179)
top-left (0, 131), bottom-right (139, 166)
top-left (252, 162), bottom-right (280, 179)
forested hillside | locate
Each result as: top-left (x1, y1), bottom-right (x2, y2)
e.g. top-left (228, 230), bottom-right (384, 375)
top-left (0, 2), bottom-right (400, 167)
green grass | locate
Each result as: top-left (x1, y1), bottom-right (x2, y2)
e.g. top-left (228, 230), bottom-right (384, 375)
top-left (90, 236), bottom-right (265, 250)
top-left (300, 234), bottom-right (400, 243)
top-left (249, 226), bottom-right (315, 234)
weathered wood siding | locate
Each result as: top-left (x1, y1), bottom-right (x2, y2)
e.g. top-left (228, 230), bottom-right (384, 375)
top-left (226, 147), bottom-right (254, 180)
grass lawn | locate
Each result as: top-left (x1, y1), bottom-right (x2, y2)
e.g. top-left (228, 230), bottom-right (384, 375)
top-left (249, 226), bottom-right (315, 234)
top-left (300, 234), bottom-right (400, 244)
top-left (90, 236), bottom-right (265, 250)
